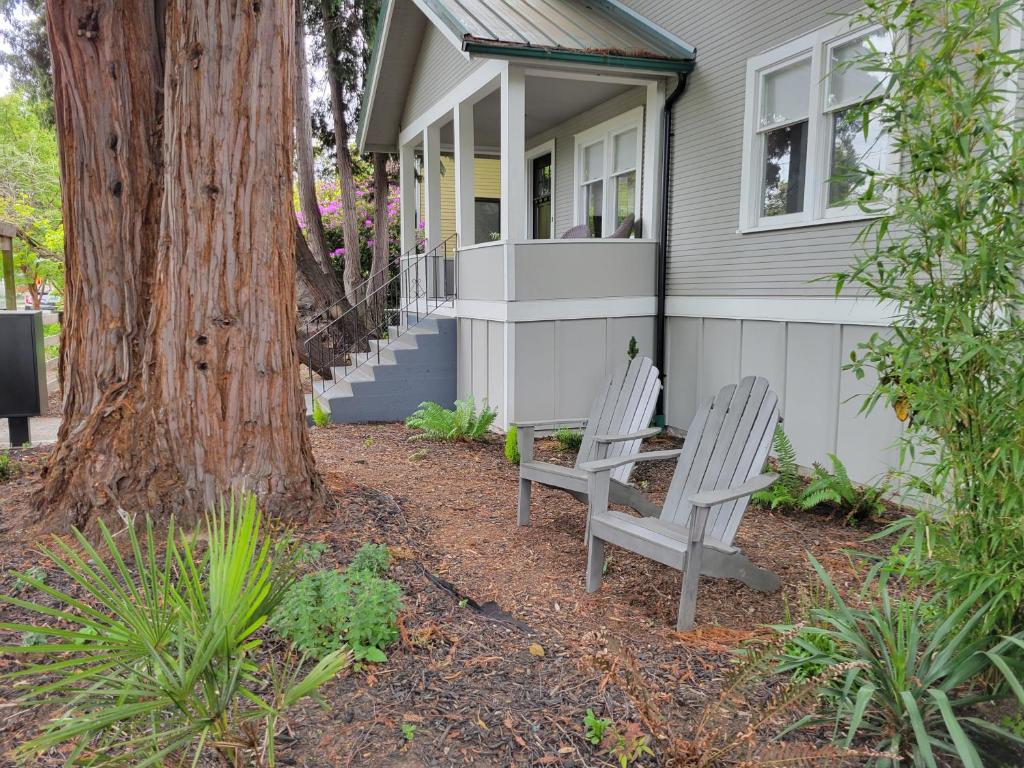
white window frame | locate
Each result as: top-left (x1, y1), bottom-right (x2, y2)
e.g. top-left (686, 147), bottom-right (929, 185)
top-left (739, 18), bottom-right (895, 233)
top-left (525, 140), bottom-right (556, 240)
top-left (573, 107), bottom-right (643, 237)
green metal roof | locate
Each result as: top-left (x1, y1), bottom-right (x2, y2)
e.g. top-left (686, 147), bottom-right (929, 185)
top-left (425, 0), bottom-right (695, 70)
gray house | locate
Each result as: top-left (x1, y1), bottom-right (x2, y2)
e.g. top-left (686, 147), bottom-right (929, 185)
top-left (345, 0), bottom-right (904, 482)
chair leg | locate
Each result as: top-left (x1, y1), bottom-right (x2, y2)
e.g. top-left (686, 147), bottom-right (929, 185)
top-left (517, 478), bottom-right (532, 526)
top-left (677, 514), bottom-right (708, 631)
top-left (586, 535), bottom-right (605, 593)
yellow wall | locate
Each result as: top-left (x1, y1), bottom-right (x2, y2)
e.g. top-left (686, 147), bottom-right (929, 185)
top-left (419, 155), bottom-right (501, 245)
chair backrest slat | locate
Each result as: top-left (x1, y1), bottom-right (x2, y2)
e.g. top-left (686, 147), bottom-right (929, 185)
top-left (575, 356), bottom-right (661, 485)
top-left (661, 376), bottom-right (780, 548)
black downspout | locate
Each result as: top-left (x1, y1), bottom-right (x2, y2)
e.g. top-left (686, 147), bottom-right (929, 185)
top-left (654, 72), bottom-right (689, 426)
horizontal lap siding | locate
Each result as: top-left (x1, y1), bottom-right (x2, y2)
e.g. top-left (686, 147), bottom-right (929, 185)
top-left (402, 24), bottom-right (480, 128)
top-left (621, 0), bottom-right (867, 297)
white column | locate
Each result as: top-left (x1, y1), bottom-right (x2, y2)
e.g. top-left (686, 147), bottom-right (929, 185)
top-left (454, 99), bottom-right (476, 248)
top-left (422, 121), bottom-right (443, 252)
top-left (642, 78), bottom-right (666, 240)
top-left (500, 64), bottom-right (526, 242)
top-left (399, 139), bottom-right (417, 254)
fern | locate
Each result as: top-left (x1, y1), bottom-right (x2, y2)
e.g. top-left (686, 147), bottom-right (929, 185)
top-left (800, 454), bottom-right (888, 524)
top-left (753, 427), bottom-right (802, 511)
top-left (405, 396), bottom-right (497, 441)
top-left (311, 397), bottom-right (330, 428)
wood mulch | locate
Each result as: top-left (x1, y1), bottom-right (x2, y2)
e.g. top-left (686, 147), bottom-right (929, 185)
top-left (0, 425), bottom-right (891, 767)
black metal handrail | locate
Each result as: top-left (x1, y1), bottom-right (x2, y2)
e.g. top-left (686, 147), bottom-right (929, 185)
top-left (305, 233), bottom-right (457, 399)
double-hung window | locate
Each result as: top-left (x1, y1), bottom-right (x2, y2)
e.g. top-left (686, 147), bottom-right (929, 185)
top-left (574, 107), bottom-right (642, 237)
top-left (740, 20), bottom-right (893, 231)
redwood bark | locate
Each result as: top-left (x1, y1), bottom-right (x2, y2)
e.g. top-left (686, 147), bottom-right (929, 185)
top-left (367, 152), bottom-right (392, 325)
top-left (40, 0), bottom-right (325, 529)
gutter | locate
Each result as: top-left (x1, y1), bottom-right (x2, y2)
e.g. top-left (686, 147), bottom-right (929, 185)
top-left (654, 71), bottom-right (689, 426)
top-left (462, 41), bottom-right (695, 73)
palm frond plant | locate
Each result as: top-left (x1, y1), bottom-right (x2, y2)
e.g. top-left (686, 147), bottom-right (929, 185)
top-left (0, 492), bottom-right (349, 767)
top-left (405, 396), bottom-right (496, 441)
top-left (776, 559), bottom-right (1024, 767)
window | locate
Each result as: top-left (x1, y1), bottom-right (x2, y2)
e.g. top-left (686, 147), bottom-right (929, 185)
top-left (574, 108), bottom-right (642, 237)
top-left (740, 20), bottom-right (893, 231)
top-left (474, 198), bottom-right (500, 244)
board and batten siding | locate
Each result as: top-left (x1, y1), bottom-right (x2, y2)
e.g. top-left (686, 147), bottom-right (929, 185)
top-left (621, 0), bottom-right (868, 297)
top-left (402, 23), bottom-right (481, 129)
top-left (526, 87), bottom-right (647, 238)
top-left (665, 316), bottom-right (903, 483)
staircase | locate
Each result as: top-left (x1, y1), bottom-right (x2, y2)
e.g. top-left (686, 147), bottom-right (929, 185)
top-left (303, 236), bottom-right (457, 425)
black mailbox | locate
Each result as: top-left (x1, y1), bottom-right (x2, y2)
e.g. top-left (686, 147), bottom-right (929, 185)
top-left (1, 310), bottom-right (48, 445)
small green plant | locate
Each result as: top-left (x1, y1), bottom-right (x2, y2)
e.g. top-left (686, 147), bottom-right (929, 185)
top-left (408, 448), bottom-right (429, 461)
top-left (401, 722), bottom-right (417, 741)
top-left (349, 542), bottom-right (391, 575)
top-left (627, 336), bottom-right (639, 360)
top-left (504, 425), bottom-right (520, 464)
top-left (583, 709), bottom-right (612, 745)
top-left (311, 397), bottom-right (330, 428)
top-left (800, 454), bottom-right (888, 524)
top-left (7, 565), bottom-right (46, 596)
top-left (405, 396), bottom-right (497, 441)
top-left (363, 436), bottom-right (374, 448)
top-left (775, 559), bottom-right (1024, 766)
top-left (607, 723), bottom-right (655, 768)
top-left (296, 540), bottom-right (328, 564)
top-left (270, 545), bottom-right (402, 664)
top-left (752, 426), bottom-right (802, 511)
top-left (0, 492), bottom-right (349, 766)
top-left (0, 452), bottom-right (15, 482)
top-left (554, 426), bottom-right (583, 452)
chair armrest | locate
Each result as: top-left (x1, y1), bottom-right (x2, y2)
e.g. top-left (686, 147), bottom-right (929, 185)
top-left (580, 449), bottom-right (682, 474)
top-left (511, 418), bottom-right (589, 429)
top-left (688, 473), bottom-right (778, 508)
top-left (593, 427), bottom-right (661, 444)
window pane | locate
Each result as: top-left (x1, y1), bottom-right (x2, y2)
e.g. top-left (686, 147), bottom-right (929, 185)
top-left (613, 129), bottom-right (637, 173)
top-left (474, 198), bottom-right (501, 245)
top-left (761, 120), bottom-right (808, 217)
top-left (532, 153), bottom-right (551, 198)
top-left (828, 103), bottom-right (886, 206)
top-left (760, 59), bottom-right (811, 129)
top-left (615, 172), bottom-right (636, 228)
top-left (583, 141), bottom-right (604, 182)
top-left (534, 201), bottom-right (551, 239)
top-left (585, 181), bottom-right (603, 236)
top-left (827, 32), bottom-right (890, 108)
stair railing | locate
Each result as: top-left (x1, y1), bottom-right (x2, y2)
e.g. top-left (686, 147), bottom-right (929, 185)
top-left (304, 233), bottom-right (457, 399)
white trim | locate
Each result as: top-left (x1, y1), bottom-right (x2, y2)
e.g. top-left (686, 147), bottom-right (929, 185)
top-left (573, 106), bottom-right (644, 236)
top-left (525, 140), bottom-right (556, 239)
top-left (500, 64), bottom-right (528, 243)
top-left (455, 296), bottom-right (657, 322)
top-left (454, 98), bottom-right (476, 247)
top-left (641, 79), bottom-right (665, 238)
top-left (522, 67), bottom-right (655, 87)
top-left (739, 16), bottom-right (893, 233)
top-left (398, 61), bottom-right (503, 147)
top-left (665, 296), bottom-right (896, 326)
top-left (502, 322), bottom-right (515, 429)
top-left (357, 0), bottom-right (396, 154)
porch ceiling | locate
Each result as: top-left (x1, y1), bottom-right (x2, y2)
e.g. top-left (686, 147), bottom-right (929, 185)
top-left (436, 76), bottom-right (635, 150)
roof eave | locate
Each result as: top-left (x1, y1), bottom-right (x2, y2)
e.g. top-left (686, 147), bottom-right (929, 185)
top-left (461, 41), bottom-right (695, 74)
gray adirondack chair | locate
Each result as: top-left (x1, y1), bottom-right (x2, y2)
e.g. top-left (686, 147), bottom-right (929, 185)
top-left (581, 376), bottom-right (781, 630)
top-left (515, 355), bottom-right (663, 526)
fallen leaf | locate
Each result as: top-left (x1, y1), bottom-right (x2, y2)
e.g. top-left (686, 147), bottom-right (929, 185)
top-left (528, 643), bottom-right (545, 658)
top-left (402, 713), bottom-right (424, 723)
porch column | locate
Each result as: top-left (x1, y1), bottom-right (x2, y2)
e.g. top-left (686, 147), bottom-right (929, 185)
top-left (642, 79), bottom-right (666, 239)
top-left (423, 119), bottom-right (444, 299)
top-left (500, 64), bottom-right (526, 242)
top-left (454, 99), bottom-right (476, 248)
top-left (399, 139), bottom-right (417, 254)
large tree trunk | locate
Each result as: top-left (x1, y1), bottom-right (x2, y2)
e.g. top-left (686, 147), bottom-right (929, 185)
top-left (321, 0), bottom-right (364, 308)
top-left (294, 3), bottom-right (332, 276)
top-left (367, 152), bottom-right (392, 328)
top-left (40, 0), bottom-right (325, 529)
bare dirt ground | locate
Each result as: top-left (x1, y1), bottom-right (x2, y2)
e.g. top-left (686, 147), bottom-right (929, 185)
top-left (0, 425), bottom-right (891, 767)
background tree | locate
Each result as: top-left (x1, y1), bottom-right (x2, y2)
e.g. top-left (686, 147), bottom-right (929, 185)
top-left (41, 0), bottom-right (324, 529)
top-left (0, 0), bottom-right (52, 120)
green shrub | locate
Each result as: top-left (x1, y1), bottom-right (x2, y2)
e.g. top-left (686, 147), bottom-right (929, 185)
top-left (0, 492), bottom-right (348, 766)
top-left (504, 426), bottom-right (520, 464)
top-left (583, 709), bottom-right (612, 745)
top-left (349, 541), bottom-right (391, 575)
top-left (270, 547), bottom-right (402, 664)
top-left (800, 454), bottom-right (888, 524)
top-left (776, 559), bottom-right (1024, 766)
top-left (554, 426), bottom-right (583, 452)
top-left (752, 426), bottom-right (802, 511)
top-left (626, 336), bottom-right (639, 360)
top-left (0, 453), bottom-right (13, 482)
top-left (311, 397), bottom-right (330, 428)
top-left (837, 0), bottom-right (1024, 636)
top-left (405, 396), bottom-right (496, 441)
